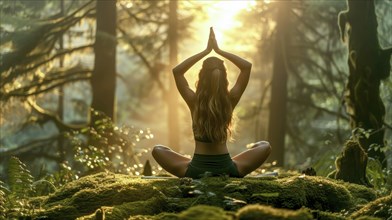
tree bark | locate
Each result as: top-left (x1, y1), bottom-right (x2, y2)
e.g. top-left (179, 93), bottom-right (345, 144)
top-left (168, 0), bottom-right (180, 151)
top-left (58, 0), bottom-right (66, 162)
top-left (327, 140), bottom-right (372, 187)
top-left (267, 2), bottom-right (290, 167)
top-left (91, 0), bottom-right (117, 121)
top-left (339, 0), bottom-right (391, 167)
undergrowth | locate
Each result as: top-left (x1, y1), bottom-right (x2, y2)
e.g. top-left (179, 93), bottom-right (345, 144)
top-left (1, 110), bottom-right (154, 219)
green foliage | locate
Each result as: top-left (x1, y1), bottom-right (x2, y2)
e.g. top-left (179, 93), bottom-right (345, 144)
top-left (350, 128), bottom-right (392, 194)
top-left (8, 156), bottom-right (34, 198)
top-left (32, 179), bottom-right (56, 196)
top-left (0, 181), bottom-right (7, 219)
top-left (43, 162), bottom-right (78, 188)
top-left (0, 0), bottom-right (94, 100)
top-left (313, 150), bottom-right (337, 177)
top-left (66, 110), bottom-right (153, 176)
top-left (4, 157), bottom-right (36, 218)
top-left (350, 193), bottom-right (392, 219)
top-left (2, 156), bottom-right (68, 218)
top-left (366, 158), bottom-right (392, 195)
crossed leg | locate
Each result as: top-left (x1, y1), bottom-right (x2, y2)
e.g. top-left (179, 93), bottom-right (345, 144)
top-left (152, 145), bottom-right (191, 177)
top-left (232, 141), bottom-right (271, 177)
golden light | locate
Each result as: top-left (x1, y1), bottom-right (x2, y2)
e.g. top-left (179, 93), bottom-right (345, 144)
top-left (182, 1), bottom-right (257, 88)
top-left (204, 1), bottom-right (256, 42)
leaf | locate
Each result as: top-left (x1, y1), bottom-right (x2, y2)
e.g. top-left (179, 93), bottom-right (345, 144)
top-left (8, 157), bottom-right (34, 198)
top-left (0, 181), bottom-right (7, 218)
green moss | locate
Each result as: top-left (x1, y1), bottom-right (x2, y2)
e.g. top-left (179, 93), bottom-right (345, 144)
top-left (350, 193), bottom-right (392, 219)
top-left (37, 172), bottom-right (182, 219)
top-left (105, 196), bottom-right (167, 219)
top-left (38, 204), bottom-right (80, 219)
top-left (247, 175), bottom-right (353, 211)
top-left (354, 216), bottom-right (382, 220)
top-left (127, 213), bottom-right (179, 220)
top-left (178, 205), bottom-right (231, 220)
top-left (31, 172), bottom-right (379, 219)
top-left (340, 181), bottom-right (377, 204)
top-left (295, 176), bottom-right (352, 211)
top-left (308, 209), bottom-right (348, 220)
top-left (237, 204), bottom-right (313, 220)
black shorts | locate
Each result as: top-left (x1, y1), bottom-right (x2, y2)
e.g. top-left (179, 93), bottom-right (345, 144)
top-left (184, 153), bottom-right (241, 178)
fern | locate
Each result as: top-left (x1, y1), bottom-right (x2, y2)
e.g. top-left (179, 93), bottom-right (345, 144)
top-left (8, 156), bottom-right (34, 199)
top-left (6, 157), bottom-right (37, 218)
top-left (0, 181), bottom-right (7, 219)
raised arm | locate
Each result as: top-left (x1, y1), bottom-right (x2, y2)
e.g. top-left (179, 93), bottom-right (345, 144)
top-left (210, 28), bottom-right (252, 107)
top-left (172, 32), bottom-right (213, 109)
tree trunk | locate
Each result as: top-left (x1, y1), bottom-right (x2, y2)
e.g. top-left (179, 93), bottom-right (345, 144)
top-left (339, 0), bottom-right (391, 167)
top-left (327, 140), bottom-right (372, 187)
top-left (91, 0), bottom-right (117, 121)
top-left (168, 0), bottom-right (180, 152)
top-left (267, 2), bottom-right (290, 167)
top-left (58, 0), bottom-right (66, 162)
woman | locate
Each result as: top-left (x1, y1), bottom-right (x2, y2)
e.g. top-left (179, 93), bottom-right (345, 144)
top-left (152, 28), bottom-right (271, 178)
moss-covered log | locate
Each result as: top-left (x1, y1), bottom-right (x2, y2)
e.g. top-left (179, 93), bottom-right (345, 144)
top-left (29, 172), bottom-right (379, 219)
top-left (350, 193), bottom-right (392, 219)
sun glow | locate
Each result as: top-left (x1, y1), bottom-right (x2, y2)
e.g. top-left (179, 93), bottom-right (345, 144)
top-left (182, 1), bottom-right (256, 89)
top-left (204, 0), bottom-right (256, 42)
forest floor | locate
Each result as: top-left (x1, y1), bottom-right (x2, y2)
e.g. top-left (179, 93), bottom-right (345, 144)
top-left (30, 171), bottom-right (391, 220)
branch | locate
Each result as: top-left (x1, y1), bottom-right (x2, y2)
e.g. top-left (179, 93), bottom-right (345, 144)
top-left (27, 97), bottom-right (89, 130)
top-left (3, 68), bottom-right (90, 99)
top-left (118, 27), bottom-right (167, 92)
top-left (288, 98), bottom-right (350, 120)
top-left (119, 28), bottom-right (153, 70)
top-left (120, 3), bottom-right (166, 25)
top-left (0, 3), bottom-right (95, 75)
top-left (1, 44), bottom-right (93, 87)
top-left (0, 136), bottom-right (58, 158)
top-left (2, 75), bottom-right (91, 100)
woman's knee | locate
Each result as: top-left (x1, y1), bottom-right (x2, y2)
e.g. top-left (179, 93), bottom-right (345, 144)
top-left (152, 145), bottom-right (171, 157)
top-left (254, 141), bottom-right (271, 155)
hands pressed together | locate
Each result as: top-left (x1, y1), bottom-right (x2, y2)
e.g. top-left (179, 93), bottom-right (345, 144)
top-left (206, 27), bottom-right (220, 53)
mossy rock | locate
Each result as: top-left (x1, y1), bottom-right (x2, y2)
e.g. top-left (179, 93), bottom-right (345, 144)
top-left (127, 204), bottom-right (315, 220)
top-left (350, 193), bottom-right (392, 219)
top-left (236, 204), bottom-right (313, 220)
top-left (247, 175), bottom-right (354, 211)
top-left (36, 172), bottom-right (180, 219)
top-left (32, 172), bottom-right (377, 219)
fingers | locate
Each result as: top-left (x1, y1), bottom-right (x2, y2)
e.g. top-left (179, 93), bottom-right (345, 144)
top-left (210, 27), bottom-right (216, 40)
top-left (207, 27), bottom-right (218, 52)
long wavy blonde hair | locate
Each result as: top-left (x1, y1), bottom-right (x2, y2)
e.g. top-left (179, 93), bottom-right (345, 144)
top-left (192, 56), bottom-right (233, 143)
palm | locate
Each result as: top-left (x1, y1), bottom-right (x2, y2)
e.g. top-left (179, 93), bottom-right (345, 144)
top-left (208, 27), bottom-right (219, 51)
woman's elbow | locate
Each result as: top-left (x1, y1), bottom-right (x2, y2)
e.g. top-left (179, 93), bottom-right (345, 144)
top-left (172, 66), bottom-right (182, 76)
top-left (242, 62), bottom-right (252, 72)
top-left (245, 62), bottom-right (252, 70)
top-left (172, 68), bottom-right (178, 75)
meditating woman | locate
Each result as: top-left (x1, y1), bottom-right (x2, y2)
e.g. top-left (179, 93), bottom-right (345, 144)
top-left (152, 27), bottom-right (271, 178)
